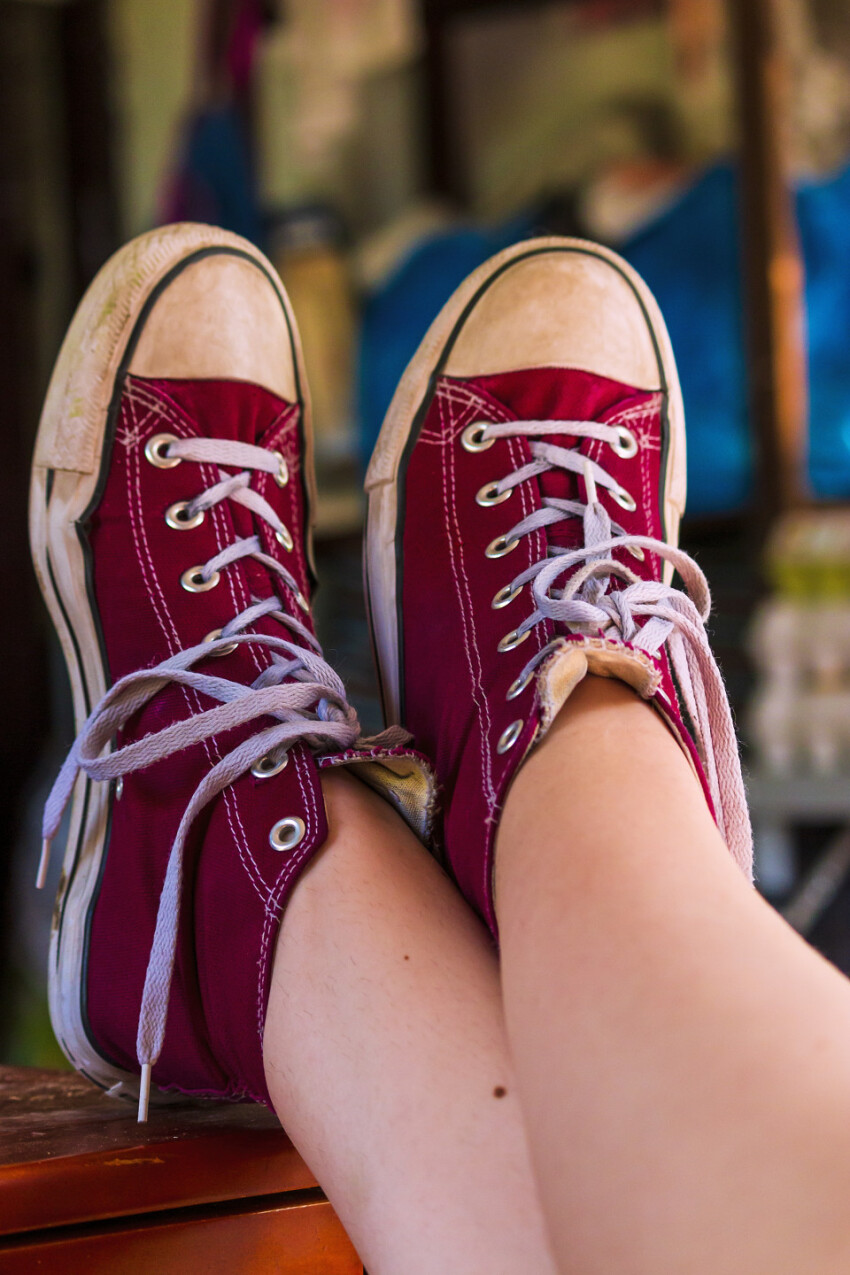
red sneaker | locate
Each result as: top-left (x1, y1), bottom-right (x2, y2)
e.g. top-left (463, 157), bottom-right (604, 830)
top-left (365, 238), bottom-right (751, 936)
top-left (32, 224), bottom-right (434, 1118)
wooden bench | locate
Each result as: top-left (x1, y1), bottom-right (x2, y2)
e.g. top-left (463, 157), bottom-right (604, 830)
top-left (0, 1066), bottom-right (363, 1273)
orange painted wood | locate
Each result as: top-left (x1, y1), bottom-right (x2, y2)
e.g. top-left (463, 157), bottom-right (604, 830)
top-left (729, 0), bottom-right (809, 516)
top-left (0, 1068), bottom-right (315, 1235)
top-left (0, 1196), bottom-right (361, 1274)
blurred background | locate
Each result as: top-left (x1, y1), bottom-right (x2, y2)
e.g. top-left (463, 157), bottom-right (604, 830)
top-left (2, 0), bottom-right (850, 1066)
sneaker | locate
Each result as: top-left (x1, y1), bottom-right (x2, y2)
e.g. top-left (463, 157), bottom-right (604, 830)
top-left (365, 237), bottom-right (751, 935)
top-left (32, 224), bottom-right (434, 1118)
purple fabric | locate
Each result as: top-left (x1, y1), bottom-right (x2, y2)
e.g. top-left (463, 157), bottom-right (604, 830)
top-left (85, 376), bottom-right (377, 1105)
top-left (400, 367), bottom-right (714, 935)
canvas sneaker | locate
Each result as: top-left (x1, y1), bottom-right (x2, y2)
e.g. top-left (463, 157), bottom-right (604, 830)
top-left (365, 237), bottom-right (751, 936)
top-left (32, 223), bottom-right (435, 1119)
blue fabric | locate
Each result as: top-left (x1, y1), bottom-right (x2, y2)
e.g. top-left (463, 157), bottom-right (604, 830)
top-left (357, 165), bottom-right (850, 513)
top-left (623, 161), bottom-right (850, 512)
top-left (357, 218), bottom-right (534, 466)
top-left (620, 166), bottom-right (752, 515)
top-left (162, 105), bottom-right (263, 248)
top-left (796, 163), bottom-right (850, 500)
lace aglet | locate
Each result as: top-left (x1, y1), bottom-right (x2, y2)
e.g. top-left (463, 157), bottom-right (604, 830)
top-left (36, 838), bottom-right (51, 890)
top-left (138, 1063), bottom-right (152, 1122)
top-left (582, 458), bottom-right (598, 506)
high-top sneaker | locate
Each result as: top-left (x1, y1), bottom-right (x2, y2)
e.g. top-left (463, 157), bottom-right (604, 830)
top-left (31, 224), bottom-right (435, 1118)
top-left (365, 237), bottom-right (751, 937)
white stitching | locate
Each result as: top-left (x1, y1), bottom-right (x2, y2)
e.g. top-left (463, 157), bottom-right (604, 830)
top-left (127, 385), bottom-right (316, 903)
top-left (127, 385), bottom-right (257, 667)
top-left (442, 394), bottom-right (499, 812)
top-left (430, 379), bottom-right (550, 905)
top-left (255, 407), bottom-right (309, 608)
top-left (255, 745), bottom-right (320, 1043)
top-left (134, 383), bottom-right (325, 1061)
top-left (125, 386), bottom-right (269, 902)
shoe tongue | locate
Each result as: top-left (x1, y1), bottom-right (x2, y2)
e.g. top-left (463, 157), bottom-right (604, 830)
top-left (135, 376), bottom-right (294, 447)
top-left (468, 366), bottom-right (646, 424)
top-left (456, 367), bottom-right (661, 560)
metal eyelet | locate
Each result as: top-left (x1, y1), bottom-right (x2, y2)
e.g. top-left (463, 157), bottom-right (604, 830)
top-left (476, 481), bottom-right (511, 507)
top-left (612, 486), bottom-right (637, 512)
top-left (145, 433), bottom-right (181, 468)
top-left (461, 422), bottom-right (495, 452)
top-left (165, 501), bottom-right (204, 530)
top-left (628, 544), bottom-right (645, 561)
top-left (272, 451), bottom-right (289, 487)
top-left (507, 667), bottom-right (535, 700)
top-left (492, 581), bottom-right (521, 609)
top-left (498, 628), bottom-right (531, 653)
top-left (485, 533), bottom-right (519, 559)
top-left (611, 425), bottom-right (638, 458)
top-left (181, 566), bottom-right (221, 593)
top-left (203, 628), bottom-right (239, 656)
top-left (497, 720), bottom-right (524, 753)
top-left (269, 816), bottom-right (306, 851)
top-left (114, 776), bottom-right (124, 801)
top-left (252, 753), bottom-right (289, 780)
top-left (293, 590), bottom-right (310, 613)
top-left (276, 525), bottom-right (294, 552)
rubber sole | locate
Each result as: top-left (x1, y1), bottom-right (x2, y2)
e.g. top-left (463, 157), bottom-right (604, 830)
top-left (363, 236), bottom-right (687, 730)
top-left (29, 223), bottom-right (311, 1101)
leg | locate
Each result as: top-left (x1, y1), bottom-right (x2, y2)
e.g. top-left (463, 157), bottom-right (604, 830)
top-left (497, 677), bottom-right (850, 1275)
top-left (264, 769), bottom-right (558, 1275)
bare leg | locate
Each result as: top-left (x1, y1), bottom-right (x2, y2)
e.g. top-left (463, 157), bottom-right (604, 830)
top-left (264, 769), bottom-right (557, 1275)
top-left (496, 676), bottom-right (850, 1275)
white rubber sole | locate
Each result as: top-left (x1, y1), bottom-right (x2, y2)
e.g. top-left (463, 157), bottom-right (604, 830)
top-left (30, 223), bottom-right (311, 1100)
top-left (364, 236), bottom-right (687, 727)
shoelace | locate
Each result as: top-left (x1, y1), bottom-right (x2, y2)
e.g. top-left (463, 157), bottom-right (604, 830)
top-left (476, 418), bottom-right (752, 873)
top-left (40, 436), bottom-right (396, 1119)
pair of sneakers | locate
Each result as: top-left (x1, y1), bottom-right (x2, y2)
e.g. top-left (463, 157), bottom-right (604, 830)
top-left (31, 225), bottom-right (751, 1121)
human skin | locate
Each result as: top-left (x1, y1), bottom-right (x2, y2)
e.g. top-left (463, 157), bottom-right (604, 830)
top-left (265, 675), bottom-right (850, 1274)
top-left (497, 675), bottom-right (850, 1275)
top-left (263, 767), bottom-right (557, 1275)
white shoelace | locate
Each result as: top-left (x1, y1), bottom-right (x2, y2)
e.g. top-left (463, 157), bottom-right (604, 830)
top-left (479, 418), bottom-right (752, 872)
top-left (40, 436), bottom-right (395, 1119)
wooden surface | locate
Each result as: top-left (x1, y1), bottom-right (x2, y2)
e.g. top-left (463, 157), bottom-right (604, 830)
top-left (0, 1067), bottom-right (315, 1232)
top-left (0, 1196), bottom-right (359, 1274)
top-left (0, 1068), bottom-right (363, 1272)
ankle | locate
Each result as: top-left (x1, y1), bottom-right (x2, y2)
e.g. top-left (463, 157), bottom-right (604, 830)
top-left (556, 670), bottom-right (648, 722)
top-left (543, 671), bottom-right (696, 777)
top-left (495, 671), bottom-right (727, 917)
